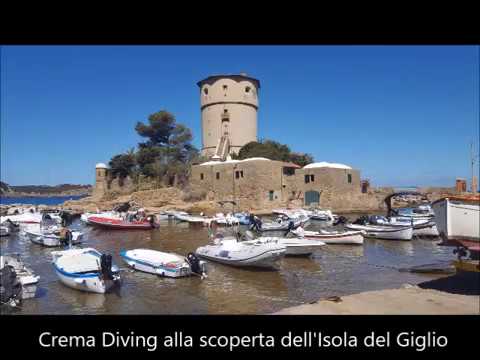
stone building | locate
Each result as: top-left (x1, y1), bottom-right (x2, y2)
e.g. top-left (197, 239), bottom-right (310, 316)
top-left (92, 163), bottom-right (108, 198)
top-left (198, 73), bottom-right (260, 158)
top-left (456, 178), bottom-right (467, 193)
top-left (190, 158), bottom-right (362, 210)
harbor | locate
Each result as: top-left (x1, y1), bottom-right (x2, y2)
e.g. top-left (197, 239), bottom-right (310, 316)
top-left (1, 201), bottom-right (478, 314)
top-left (1, 53), bottom-right (479, 316)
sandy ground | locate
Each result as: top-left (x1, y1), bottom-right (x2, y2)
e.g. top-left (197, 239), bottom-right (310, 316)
top-left (274, 286), bottom-right (480, 315)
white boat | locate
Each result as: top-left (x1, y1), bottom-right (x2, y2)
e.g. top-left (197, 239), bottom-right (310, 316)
top-left (242, 233), bottom-right (325, 256)
top-left (368, 215), bottom-right (439, 237)
top-left (0, 226), bottom-right (9, 237)
top-left (0, 211), bottom-right (61, 225)
top-left (195, 235), bottom-right (286, 269)
top-left (173, 213), bottom-right (208, 223)
top-left (256, 214), bottom-right (310, 232)
top-left (431, 196), bottom-right (480, 248)
top-left (309, 209), bottom-right (335, 222)
top-left (345, 223), bottom-right (413, 241)
top-left (0, 219), bottom-right (20, 236)
top-left (25, 227), bottom-right (83, 247)
top-left (0, 255), bottom-right (40, 304)
top-left (120, 249), bottom-right (206, 278)
top-left (292, 227), bottom-right (364, 245)
top-left (213, 213), bottom-right (240, 225)
top-left (51, 248), bottom-right (121, 294)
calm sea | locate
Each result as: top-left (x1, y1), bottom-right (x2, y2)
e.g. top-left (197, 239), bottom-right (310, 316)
top-left (0, 195), bottom-right (87, 206)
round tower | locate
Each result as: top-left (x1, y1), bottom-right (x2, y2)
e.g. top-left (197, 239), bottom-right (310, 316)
top-left (197, 73), bottom-right (260, 156)
top-left (93, 163), bottom-right (108, 197)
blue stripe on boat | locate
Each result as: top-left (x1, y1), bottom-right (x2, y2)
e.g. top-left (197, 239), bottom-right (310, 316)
top-left (53, 263), bottom-right (99, 278)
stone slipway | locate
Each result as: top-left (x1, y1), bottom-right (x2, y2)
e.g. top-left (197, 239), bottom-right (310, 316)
top-left (274, 286), bottom-right (480, 315)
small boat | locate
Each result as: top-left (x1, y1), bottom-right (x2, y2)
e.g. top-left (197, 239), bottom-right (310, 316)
top-left (213, 213), bottom-right (240, 225)
top-left (431, 195), bottom-right (480, 250)
top-left (345, 223), bottom-right (413, 241)
top-left (309, 209), bottom-right (335, 222)
top-left (87, 215), bottom-right (157, 230)
top-left (292, 227), bottom-right (364, 245)
top-left (120, 249), bottom-right (206, 278)
top-left (0, 211), bottom-right (61, 225)
top-left (255, 214), bottom-right (309, 232)
top-left (367, 215), bottom-right (439, 237)
top-left (242, 232), bottom-right (325, 256)
top-left (24, 227), bottom-right (83, 247)
top-left (51, 248), bottom-right (121, 294)
top-left (173, 212), bottom-right (208, 224)
top-left (80, 211), bottom-right (122, 225)
top-left (0, 219), bottom-right (20, 236)
top-left (0, 255), bottom-right (40, 305)
top-left (195, 234), bottom-right (286, 269)
top-left (0, 226), bottom-right (9, 237)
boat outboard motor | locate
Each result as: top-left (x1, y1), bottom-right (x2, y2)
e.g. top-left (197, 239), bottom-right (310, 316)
top-left (0, 265), bottom-right (22, 305)
top-left (60, 229), bottom-right (73, 247)
top-left (284, 220), bottom-right (295, 236)
top-left (333, 216), bottom-right (348, 226)
top-left (186, 252), bottom-right (204, 277)
top-left (100, 254), bottom-right (115, 281)
top-left (147, 215), bottom-right (158, 228)
top-left (60, 211), bottom-right (73, 227)
top-left (353, 215), bottom-right (369, 225)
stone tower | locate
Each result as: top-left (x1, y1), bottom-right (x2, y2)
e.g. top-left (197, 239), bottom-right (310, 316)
top-left (197, 73), bottom-right (260, 158)
top-left (93, 163), bottom-right (108, 198)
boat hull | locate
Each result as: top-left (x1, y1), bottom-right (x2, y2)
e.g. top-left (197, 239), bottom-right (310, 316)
top-left (302, 231), bottom-right (364, 245)
top-left (54, 266), bottom-right (117, 294)
top-left (196, 244), bottom-right (285, 269)
top-left (88, 217), bottom-right (155, 230)
top-left (25, 230), bottom-right (83, 247)
top-left (120, 250), bottom-right (199, 278)
top-left (432, 197), bottom-right (480, 245)
top-left (346, 224), bottom-right (413, 241)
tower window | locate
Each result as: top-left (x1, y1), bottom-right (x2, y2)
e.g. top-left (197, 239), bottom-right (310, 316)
top-left (203, 88), bottom-right (208, 95)
top-left (245, 86), bottom-right (251, 93)
top-left (347, 174), bottom-right (352, 183)
top-left (216, 172), bottom-right (220, 180)
top-left (223, 85), bottom-right (228, 90)
top-left (200, 173), bottom-right (204, 180)
top-left (305, 175), bottom-right (310, 184)
top-left (310, 175), bottom-right (315, 182)
top-left (269, 190), bottom-right (274, 201)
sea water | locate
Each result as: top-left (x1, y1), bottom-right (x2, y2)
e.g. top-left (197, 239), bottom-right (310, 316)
top-left (0, 195), bottom-right (87, 206)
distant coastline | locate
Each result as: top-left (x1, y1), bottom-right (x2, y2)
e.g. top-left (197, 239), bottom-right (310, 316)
top-left (0, 181), bottom-right (92, 198)
top-left (0, 194), bottom-right (89, 206)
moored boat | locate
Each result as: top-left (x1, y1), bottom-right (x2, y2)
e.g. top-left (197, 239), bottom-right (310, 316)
top-left (24, 227), bottom-right (83, 247)
top-left (87, 215), bottom-right (157, 230)
top-left (243, 234), bottom-right (326, 256)
top-left (292, 227), bottom-right (364, 245)
top-left (345, 223), bottom-right (413, 241)
top-left (431, 195), bottom-right (480, 249)
top-left (0, 255), bottom-right (40, 305)
top-left (120, 249), bottom-right (206, 278)
top-left (195, 234), bottom-right (286, 269)
top-left (51, 248), bottom-right (121, 294)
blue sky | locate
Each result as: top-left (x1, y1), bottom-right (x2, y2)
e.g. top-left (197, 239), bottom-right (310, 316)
top-left (1, 46), bottom-right (478, 187)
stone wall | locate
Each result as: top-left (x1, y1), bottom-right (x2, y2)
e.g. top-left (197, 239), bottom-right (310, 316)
top-left (190, 159), bottom-right (369, 211)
